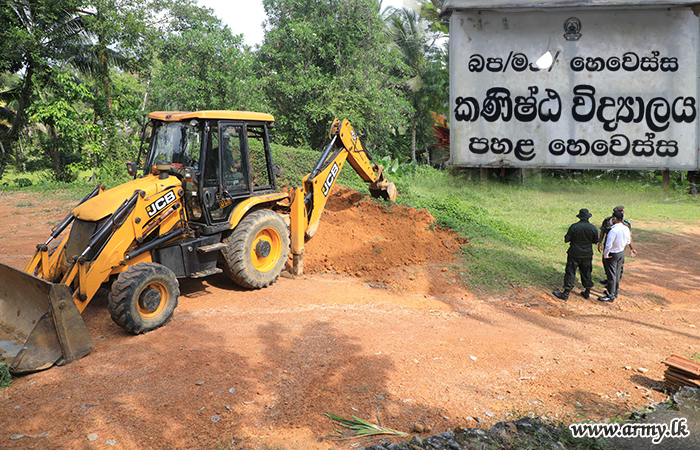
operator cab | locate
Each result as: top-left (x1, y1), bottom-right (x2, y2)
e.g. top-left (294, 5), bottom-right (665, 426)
top-left (136, 111), bottom-right (278, 233)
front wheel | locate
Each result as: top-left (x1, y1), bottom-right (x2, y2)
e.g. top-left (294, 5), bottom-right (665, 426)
top-left (108, 262), bottom-right (180, 334)
top-left (220, 209), bottom-right (290, 289)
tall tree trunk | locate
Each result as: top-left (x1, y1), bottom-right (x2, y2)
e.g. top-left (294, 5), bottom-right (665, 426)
top-left (98, 10), bottom-right (112, 112)
top-left (410, 120), bottom-right (417, 162)
top-left (18, 135), bottom-right (26, 172)
top-left (48, 124), bottom-right (62, 177)
top-left (4, 61), bottom-right (34, 179)
top-left (8, 61), bottom-right (34, 147)
top-left (0, 139), bottom-right (6, 179)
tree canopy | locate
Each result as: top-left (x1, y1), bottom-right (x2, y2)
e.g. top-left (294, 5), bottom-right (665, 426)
top-left (0, 0), bottom-right (448, 182)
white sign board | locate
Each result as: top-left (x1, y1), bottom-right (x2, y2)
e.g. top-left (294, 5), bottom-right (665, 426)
top-left (450, 9), bottom-right (700, 169)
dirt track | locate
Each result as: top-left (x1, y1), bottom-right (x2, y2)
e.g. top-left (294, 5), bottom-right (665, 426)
top-left (0, 186), bottom-right (699, 450)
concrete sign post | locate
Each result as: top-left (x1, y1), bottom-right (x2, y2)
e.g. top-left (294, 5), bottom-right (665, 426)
top-left (445, 1), bottom-right (700, 170)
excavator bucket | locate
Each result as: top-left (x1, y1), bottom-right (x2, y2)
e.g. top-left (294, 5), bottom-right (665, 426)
top-left (367, 164), bottom-right (397, 202)
top-left (0, 262), bottom-right (93, 374)
top-left (368, 179), bottom-right (397, 202)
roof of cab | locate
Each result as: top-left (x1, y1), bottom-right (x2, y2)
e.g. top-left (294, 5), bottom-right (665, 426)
top-left (148, 110), bottom-right (275, 122)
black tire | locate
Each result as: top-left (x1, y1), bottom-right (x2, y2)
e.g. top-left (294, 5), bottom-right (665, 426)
top-left (220, 209), bottom-right (290, 289)
top-left (108, 262), bottom-right (180, 334)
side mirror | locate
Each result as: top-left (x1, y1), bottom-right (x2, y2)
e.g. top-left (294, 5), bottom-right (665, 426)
top-left (184, 166), bottom-right (197, 183)
top-left (126, 162), bottom-right (138, 177)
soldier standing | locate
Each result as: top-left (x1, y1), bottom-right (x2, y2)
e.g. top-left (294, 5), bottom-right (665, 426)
top-left (553, 208), bottom-right (599, 301)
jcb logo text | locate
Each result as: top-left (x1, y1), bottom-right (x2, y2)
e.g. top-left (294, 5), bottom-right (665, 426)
top-left (322, 163), bottom-right (340, 196)
top-left (146, 190), bottom-right (177, 217)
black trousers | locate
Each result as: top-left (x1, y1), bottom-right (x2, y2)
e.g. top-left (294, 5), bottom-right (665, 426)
top-left (563, 255), bottom-right (593, 290)
top-left (603, 252), bottom-right (625, 299)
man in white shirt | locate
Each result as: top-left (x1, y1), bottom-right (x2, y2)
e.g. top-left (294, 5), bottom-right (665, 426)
top-left (599, 211), bottom-right (631, 303)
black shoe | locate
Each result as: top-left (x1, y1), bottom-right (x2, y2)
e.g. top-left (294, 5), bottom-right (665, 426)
top-left (599, 279), bottom-right (607, 285)
top-left (553, 290), bottom-right (569, 301)
top-left (580, 290), bottom-right (590, 299)
top-left (598, 296), bottom-right (614, 303)
top-left (603, 289), bottom-right (610, 297)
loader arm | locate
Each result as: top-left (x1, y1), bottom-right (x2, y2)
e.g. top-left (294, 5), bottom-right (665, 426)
top-left (288, 119), bottom-right (396, 275)
top-left (2, 175), bottom-right (187, 374)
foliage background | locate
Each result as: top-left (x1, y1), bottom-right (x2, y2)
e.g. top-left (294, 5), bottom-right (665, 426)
top-left (0, 0), bottom-right (448, 184)
top-left (1, 0), bottom-right (697, 292)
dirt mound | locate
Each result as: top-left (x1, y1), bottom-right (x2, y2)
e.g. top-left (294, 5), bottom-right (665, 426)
top-left (301, 185), bottom-right (466, 283)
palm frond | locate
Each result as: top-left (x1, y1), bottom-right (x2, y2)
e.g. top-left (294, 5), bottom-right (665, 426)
top-left (324, 413), bottom-right (407, 441)
top-left (0, 86), bottom-right (21, 106)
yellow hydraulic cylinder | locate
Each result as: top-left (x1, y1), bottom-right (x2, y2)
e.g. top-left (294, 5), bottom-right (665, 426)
top-left (289, 186), bottom-right (306, 276)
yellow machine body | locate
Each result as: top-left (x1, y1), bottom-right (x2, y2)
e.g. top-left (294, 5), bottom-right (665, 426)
top-left (0, 112), bottom-right (395, 374)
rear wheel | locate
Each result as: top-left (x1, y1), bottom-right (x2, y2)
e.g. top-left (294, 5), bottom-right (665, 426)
top-left (220, 209), bottom-right (290, 289)
top-left (108, 262), bottom-right (180, 334)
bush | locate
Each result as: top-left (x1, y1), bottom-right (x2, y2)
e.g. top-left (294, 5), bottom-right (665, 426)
top-left (0, 362), bottom-right (11, 390)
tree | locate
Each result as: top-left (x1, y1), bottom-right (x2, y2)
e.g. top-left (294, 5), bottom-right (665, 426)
top-left (27, 71), bottom-right (97, 181)
top-left (420, 0), bottom-right (448, 34)
top-left (384, 4), bottom-right (445, 162)
top-left (0, 0), bottom-right (91, 177)
top-left (148, 2), bottom-right (261, 112)
top-left (258, 0), bottom-right (409, 152)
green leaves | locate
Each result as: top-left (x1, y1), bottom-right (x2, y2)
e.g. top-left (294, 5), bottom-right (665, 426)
top-left (148, 3), bottom-right (260, 113)
top-left (382, 3), bottom-right (448, 161)
top-left (258, 0), bottom-right (409, 153)
top-left (0, 362), bottom-right (12, 390)
top-left (26, 71), bottom-right (98, 181)
top-left (379, 155), bottom-right (418, 176)
top-left (324, 413), bottom-right (407, 440)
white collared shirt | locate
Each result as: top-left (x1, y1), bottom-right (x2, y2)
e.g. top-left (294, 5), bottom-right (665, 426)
top-left (604, 222), bottom-right (631, 258)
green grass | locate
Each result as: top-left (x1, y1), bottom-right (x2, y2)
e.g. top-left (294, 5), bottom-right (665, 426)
top-left (269, 142), bottom-right (369, 192)
top-left (389, 166), bottom-right (699, 292)
top-left (270, 143), bottom-right (318, 188)
top-left (0, 362), bottom-right (12, 390)
top-left (4, 148), bottom-right (698, 294)
top-left (1, 167), bottom-right (100, 201)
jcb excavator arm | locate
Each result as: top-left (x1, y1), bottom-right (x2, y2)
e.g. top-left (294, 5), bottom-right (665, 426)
top-left (288, 119), bottom-right (397, 275)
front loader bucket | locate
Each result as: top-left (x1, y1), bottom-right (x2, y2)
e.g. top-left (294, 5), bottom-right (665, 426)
top-left (0, 263), bottom-right (93, 374)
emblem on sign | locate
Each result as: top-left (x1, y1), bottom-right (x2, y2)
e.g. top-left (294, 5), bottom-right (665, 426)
top-left (564, 17), bottom-right (581, 41)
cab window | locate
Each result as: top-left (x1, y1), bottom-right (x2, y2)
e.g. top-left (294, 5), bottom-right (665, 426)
top-left (247, 125), bottom-right (273, 190)
top-left (147, 121), bottom-right (201, 171)
top-left (203, 124), bottom-right (220, 188)
top-left (221, 124), bottom-right (248, 192)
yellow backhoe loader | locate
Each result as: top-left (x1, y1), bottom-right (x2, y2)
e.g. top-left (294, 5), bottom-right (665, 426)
top-left (0, 111), bottom-right (396, 374)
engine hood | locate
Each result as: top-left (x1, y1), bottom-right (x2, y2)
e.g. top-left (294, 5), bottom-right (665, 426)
top-left (72, 175), bottom-right (182, 222)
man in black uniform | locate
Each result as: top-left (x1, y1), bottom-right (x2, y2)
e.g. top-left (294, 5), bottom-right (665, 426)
top-left (553, 208), bottom-right (599, 301)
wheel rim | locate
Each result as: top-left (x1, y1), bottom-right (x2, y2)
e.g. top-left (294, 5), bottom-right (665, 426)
top-left (138, 282), bottom-right (168, 319)
top-left (251, 227), bottom-right (282, 272)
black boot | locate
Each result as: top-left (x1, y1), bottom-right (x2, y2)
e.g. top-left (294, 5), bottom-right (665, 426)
top-left (552, 289), bottom-right (570, 300)
top-left (580, 289), bottom-right (590, 299)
